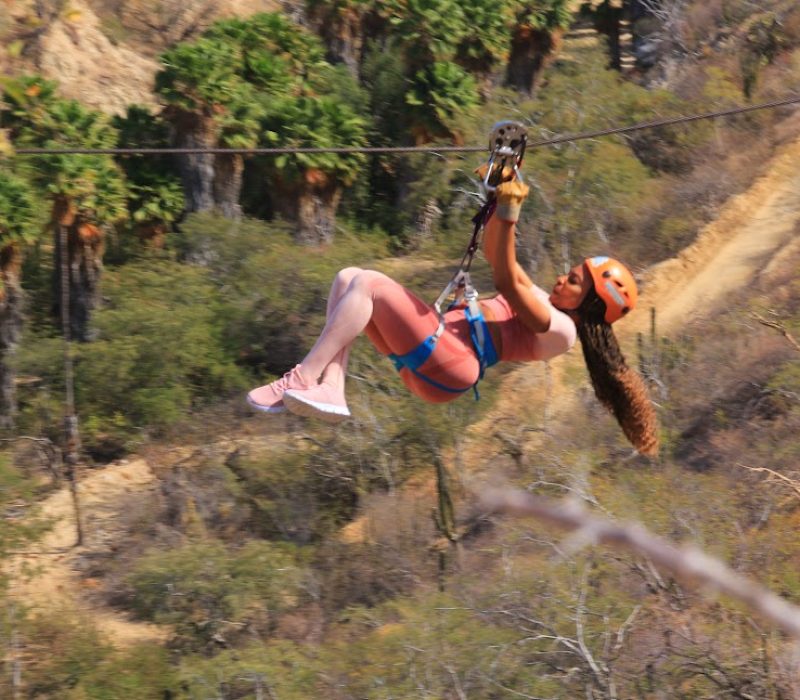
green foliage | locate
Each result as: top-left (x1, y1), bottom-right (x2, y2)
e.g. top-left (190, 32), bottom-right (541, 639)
top-left (514, 0), bottom-right (573, 31)
top-left (2, 77), bottom-right (128, 225)
top-left (307, 63), bottom-right (372, 115)
top-left (217, 84), bottom-right (268, 150)
top-left (494, 50), bottom-right (662, 261)
top-left (81, 260), bottom-right (245, 432)
top-left (229, 446), bottom-right (361, 543)
top-left (156, 38), bottom-right (242, 113)
top-left (159, 12), bottom-right (369, 200)
top-left (45, 155), bottom-right (128, 224)
top-left (127, 177), bottom-right (184, 226)
top-left (178, 640), bottom-right (317, 699)
top-left (169, 213), bottom-right (385, 374)
top-left (405, 61), bottom-right (479, 141)
top-left (22, 612), bottom-right (113, 697)
top-left (455, 0), bottom-right (515, 72)
top-left (16, 97), bottom-right (118, 149)
top-left (17, 259), bottom-right (246, 453)
top-left (0, 74), bottom-right (59, 129)
top-left (0, 168), bottom-right (39, 247)
top-left (378, 0), bottom-right (519, 74)
top-left (322, 593), bottom-right (560, 697)
top-left (112, 106), bottom-right (184, 229)
top-left (205, 12), bottom-right (326, 78)
top-left (66, 645), bottom-right (177, 700)
top-left (125, 539), bottom-right (306, 649)
top-left (360, 40), bottom-right (408, 140)
top-left (263, 94), bottom-right (367, 185)
top-left (381, 0), bottom-right (470, 64)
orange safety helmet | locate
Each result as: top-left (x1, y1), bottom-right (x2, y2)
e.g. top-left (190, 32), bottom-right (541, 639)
top-left (584, 256), bottom-right (638, 324)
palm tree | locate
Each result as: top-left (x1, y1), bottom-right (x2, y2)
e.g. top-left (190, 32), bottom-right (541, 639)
top-left (202, 13), bottom-right (369, 243)
top-left (158, 13), bottom-right (332, 219)
top-left (205, 14), bottom-right (325, 219)
top-left (2, 77), bottom-right (128, 341)
top-left (0, 169), bottom-right (38, 426)
top-left (404, 61), bottom-right (479, 145)
top-left (506, 0), bottom-right (573, 95)
top-left (306, 0), bottom-right (378, 77)
top-left (454, 0), bottom-right (516, 83)
top-left (113, 105), bottom-right (185, 247)
top-left (156, 37), bottom-right (244, 214)
top-left (263, 95), bottom-right (367, 245)
top-left (213, 85), bottom-right (266, 219)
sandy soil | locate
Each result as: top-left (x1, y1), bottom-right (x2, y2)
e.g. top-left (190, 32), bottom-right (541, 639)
top-left (633, 136), bottom-right (800, 335)
top-left (6, 458), bottom-right (169, 647)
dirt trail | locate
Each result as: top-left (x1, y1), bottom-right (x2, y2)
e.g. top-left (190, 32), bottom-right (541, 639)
top-left (632, 136), bottom-right (800, 335)
top-left (7, 458), bottom-right (169, 648)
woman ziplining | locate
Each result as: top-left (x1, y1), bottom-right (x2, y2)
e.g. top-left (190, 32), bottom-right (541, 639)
top-left (247, 122), bottom-right (659, 457)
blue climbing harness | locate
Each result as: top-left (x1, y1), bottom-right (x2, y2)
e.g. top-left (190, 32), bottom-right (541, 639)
top-left (387, 120), bottom-right (528, 400)
top-left (387, 202), bottom-right (500, 399)
top-left (387, 300), bottom-right (499, 399)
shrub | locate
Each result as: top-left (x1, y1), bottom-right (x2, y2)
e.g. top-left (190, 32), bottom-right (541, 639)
top-left (21, 612), bottom-right (112, 697)
top-left (169, 214), bottom-right (387, 375)
top-left (66, 644), bottom-right (176, 700)
top-left (16, 259), bottom-right (246, 457)
top-left (124, 539), bottom-right (306, 650)
top-left (178, 640), bottom-right (317, 699)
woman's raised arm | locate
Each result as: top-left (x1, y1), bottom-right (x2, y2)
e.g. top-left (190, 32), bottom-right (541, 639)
top-left (482, 182), bottom-right (551, 334)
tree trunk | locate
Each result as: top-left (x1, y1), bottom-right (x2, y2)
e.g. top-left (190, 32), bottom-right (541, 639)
top-left (0, 243), bottom-right (24, 429)
top-left (135, 222), bottom-right (167, 249)
top-left (213, 152), bottom-right (244, 219)
top-left (309, 6), bottom-right (365, 78)
top-left (173, 112), bottom-right (218, 213)
top-left (51, 198), bottom-right (104, 343)
top-left (275, 170), bottom-right (342, 246)
top-left (295, 185), bottom-right (342, 246)
top-left (505, 25), bottom-right (564, 96)
top-left (593, 1), bottom-right (624, 71)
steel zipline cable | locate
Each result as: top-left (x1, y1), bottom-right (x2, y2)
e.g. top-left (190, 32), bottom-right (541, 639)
top-left (12, 93), bottom-right (800, 156)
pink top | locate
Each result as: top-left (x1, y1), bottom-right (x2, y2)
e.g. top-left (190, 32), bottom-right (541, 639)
top-left (481, 284), bottom-right (577, 362)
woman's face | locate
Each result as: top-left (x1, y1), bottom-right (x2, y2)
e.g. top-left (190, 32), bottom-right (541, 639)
top-left (550, 263), bottom-right (592, 312)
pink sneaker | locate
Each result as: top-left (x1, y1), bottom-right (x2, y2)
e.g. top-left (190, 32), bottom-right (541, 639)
top-left (283, 382), bottom-right (351, 424)
top-left (247, 365), bottom-right (310, 414)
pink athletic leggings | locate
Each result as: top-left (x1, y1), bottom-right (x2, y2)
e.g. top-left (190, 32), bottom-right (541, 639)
top-left (332, 268), bottom-right (480, 403)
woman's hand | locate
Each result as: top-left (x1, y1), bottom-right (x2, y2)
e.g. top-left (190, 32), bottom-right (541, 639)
top-left (495, 180), bottom-right (530, 223)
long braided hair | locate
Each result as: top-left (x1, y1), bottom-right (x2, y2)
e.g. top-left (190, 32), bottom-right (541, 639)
top-left (575, 286), bottom-right (659, 457)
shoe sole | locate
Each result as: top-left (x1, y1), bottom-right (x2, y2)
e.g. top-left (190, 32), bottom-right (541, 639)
top-left (283, 391), bottom-right (350, 424)
top-left (246, 394), bottom-right (286, 414)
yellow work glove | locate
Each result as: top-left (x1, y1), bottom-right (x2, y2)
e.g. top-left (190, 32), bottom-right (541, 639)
top-left (495, 180), bottom-right (530, 223)
top-left (474, 162), bottom-right (515, 186)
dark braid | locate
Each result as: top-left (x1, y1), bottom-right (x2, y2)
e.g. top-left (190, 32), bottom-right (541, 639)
top-left (576, 287), bottom-right (659, 456)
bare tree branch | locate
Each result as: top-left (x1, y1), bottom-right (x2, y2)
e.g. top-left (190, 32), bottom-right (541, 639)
top-left (480, 488), bottom-right (800, 640)
top-left (751, 311), bottom-right (800, 352)
top-left (737, 463), bottom-right (800, 500)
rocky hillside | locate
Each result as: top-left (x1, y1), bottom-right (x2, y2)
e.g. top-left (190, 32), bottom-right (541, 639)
top-left (0, 0), bottom-right (281, 114)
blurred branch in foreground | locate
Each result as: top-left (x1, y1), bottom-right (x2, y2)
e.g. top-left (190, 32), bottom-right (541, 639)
top-left (480, 488), bottom-right (800, 640)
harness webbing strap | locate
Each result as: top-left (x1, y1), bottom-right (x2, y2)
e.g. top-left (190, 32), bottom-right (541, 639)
top-left (388, 333), bottom-right (472, 395)
top-left (388, 304), bottom-right (500, 399)
top-left (465, 301), bottom-right (499, 377)
top-left (388, 334), bottom-right (437, 372)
